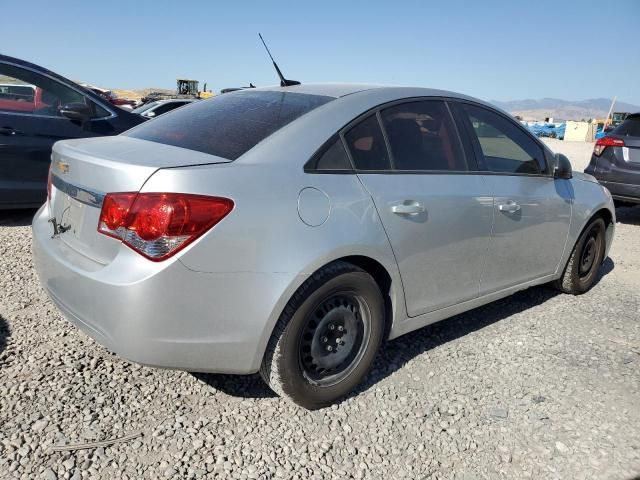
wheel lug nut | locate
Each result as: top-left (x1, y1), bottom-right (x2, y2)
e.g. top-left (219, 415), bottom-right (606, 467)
top-left (335, 338), bottom-right (341, 344)
top-left (338, 325), bottom-right (344, 332)
top-left (327, 346), bottom-right (333, 352)
top-left (329, 324), bottom-right (335, 330)
top-left (321, 336), bottom-right (328, 343)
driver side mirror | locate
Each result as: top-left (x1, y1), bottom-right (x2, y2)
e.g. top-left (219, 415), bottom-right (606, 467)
top-left (59, 102), bottom-right (92, 123)
top-left (554, 153), bottom-right (572, 179)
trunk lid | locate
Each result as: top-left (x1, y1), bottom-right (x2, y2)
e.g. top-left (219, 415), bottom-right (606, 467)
top-left (48, 136), bottom-right (232, 264)
top-left (620, 136), bottom-right (640, 164)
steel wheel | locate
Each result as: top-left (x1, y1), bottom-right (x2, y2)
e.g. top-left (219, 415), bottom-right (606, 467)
top-left (553, 216), bottom-right (607, 295)
top-left (299, 293), bottom-right (370, 387)
top-left (260, 261), bottom-right (385, 409)
top-left (578, 231), bottom-right (601, 279)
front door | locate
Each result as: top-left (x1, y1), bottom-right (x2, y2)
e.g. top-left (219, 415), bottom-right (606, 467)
top-left (454, 102), bottom-right (572, 294)
top-left (344, 100), bottom-right (494, 317)
top-left (0, 61), bottom-right (106, 207)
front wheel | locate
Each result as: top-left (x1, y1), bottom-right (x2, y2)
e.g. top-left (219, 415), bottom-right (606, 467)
top-left (553, 217), bottom-right (606, 294)
top-left (260, 262), bottom-right (385, 409)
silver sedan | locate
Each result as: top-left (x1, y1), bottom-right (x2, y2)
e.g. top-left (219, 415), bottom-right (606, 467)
top-left (33, 84), bottom-right (615, 409)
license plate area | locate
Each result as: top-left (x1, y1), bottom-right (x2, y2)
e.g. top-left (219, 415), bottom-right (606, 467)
top-left (48, 176), bottom-right (117, 265)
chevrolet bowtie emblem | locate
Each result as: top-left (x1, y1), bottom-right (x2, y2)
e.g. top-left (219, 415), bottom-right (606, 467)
top-left (56, 161), bottom-right (70, 174)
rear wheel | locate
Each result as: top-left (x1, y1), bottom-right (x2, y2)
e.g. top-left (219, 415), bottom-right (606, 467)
top-left (553, 217), bottom-right (606, 294)
top-left (260, 261), bottom-right (384, 409)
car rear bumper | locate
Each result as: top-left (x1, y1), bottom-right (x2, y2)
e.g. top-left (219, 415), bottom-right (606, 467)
top-left (32, 204), bottom-right (296, 374)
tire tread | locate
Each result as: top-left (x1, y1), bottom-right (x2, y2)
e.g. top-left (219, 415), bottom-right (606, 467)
top-left (259, 261), bottom-right (371, 406)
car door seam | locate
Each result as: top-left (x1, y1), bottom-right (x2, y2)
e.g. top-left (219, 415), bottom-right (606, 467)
top-left (477, 175), bottom-right (496, 296)
top-left (554, 181), bottom-right (574, 276)
top-left (353, 173), bottom-right (411, 318)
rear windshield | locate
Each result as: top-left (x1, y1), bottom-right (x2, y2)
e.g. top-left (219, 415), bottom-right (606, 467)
top-left (124, 90), bottom-right (334, 160)
top-left (612, 116), bottom-right (640, 137)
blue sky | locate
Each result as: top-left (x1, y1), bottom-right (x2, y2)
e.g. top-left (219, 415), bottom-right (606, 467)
top-left (3, 0), bottom-right (639, 104)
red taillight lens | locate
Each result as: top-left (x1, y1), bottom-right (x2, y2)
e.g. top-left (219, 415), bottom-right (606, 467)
top-left (99, 192), bottom-right (137, 233)
top-left (98, 192), bottom-right (233, 261)
top-left (594, 136), bottom-right (624, 156)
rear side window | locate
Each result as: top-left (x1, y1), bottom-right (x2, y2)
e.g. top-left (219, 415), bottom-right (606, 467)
top-left (344, 114), bottom-right (391, 170)
top-left (462, 104), bottom-right (545, 174)
top-left (380, 100), bottom-right (467, 171)
top-left (125, 91), bottom-right (333, 160)
top-left (307, 136), bottom-right (352, 171)
top-left (613, 116), bottom-right (640, 137)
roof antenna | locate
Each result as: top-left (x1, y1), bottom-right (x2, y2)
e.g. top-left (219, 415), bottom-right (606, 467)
top-left (259, 33), bottom-right (300, 87)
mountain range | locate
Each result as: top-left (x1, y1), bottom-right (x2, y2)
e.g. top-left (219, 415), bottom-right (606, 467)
top-left (491, 98), bottom-right (640, 122)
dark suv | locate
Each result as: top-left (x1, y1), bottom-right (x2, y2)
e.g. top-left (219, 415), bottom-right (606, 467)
top-left (0, 55), bottom-right (146, 209)
top-left (585, 113), bottom-right (640, 205)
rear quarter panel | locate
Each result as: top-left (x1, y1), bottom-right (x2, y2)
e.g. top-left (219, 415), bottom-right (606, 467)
top-left (141, 163), bottom-right (405, 370)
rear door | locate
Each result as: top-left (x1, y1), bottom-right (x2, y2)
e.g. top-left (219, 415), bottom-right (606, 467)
top-left (347, 100), bottom-right (494, 317)
top-left (453, 102), bottom-right (572, 294)
top-left (0, 60), bottom-right (114, 207)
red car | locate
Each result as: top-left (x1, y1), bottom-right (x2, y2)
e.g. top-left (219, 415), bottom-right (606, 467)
top-left (0, 84), bottom-right (52, 113)
top-left (81, 84), bottom-right (137, 110)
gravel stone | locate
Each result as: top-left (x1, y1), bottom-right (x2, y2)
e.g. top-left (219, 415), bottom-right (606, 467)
top-left (0, 140), bottom-right (639, 479)
top-left (42, 468), bottom-right (57, 480)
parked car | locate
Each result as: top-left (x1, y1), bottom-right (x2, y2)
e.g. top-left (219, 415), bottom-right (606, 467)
top-left (132, 99), bottom-right (196, 119)
top-left (33, 85), bottom-right (615, 409)
top-left (0, 54), bottom-right (146, 209)
top-left (585, 113), bottom-right (640, 206)
top-left (79, 84), bottom-right (137, 111)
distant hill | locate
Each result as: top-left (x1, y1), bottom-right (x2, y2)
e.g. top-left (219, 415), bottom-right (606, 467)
top-left (491, 98), bottom-right (640, 121)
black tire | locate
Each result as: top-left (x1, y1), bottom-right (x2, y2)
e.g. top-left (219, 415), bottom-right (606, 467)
top-left (553, 217), bottom-right (606, 295)
top-left (260, 261), bottom-right (385, 409)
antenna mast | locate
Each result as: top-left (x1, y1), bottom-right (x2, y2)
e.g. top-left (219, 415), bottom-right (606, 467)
top-left (259, 33), bottom-right (300, 87)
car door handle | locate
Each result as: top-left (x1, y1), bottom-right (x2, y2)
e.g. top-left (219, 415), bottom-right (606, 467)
top-left (498, 201), bottom-right (521, 213)
top-left (391, 202), bottom-right (426, 215)
top-left (0, 126), bottom-right (23, 136)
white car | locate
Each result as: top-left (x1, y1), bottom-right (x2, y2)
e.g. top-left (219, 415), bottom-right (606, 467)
top-left (132, 99), bottom-right (196, 118)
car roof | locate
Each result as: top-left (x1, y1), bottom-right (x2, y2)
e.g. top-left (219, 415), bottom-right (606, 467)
top-left (253, 82), bottom-right (483, 102)
top-left (250, 83), bottom-right (501, 114)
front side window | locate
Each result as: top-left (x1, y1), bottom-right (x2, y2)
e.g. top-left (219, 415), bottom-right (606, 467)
top-left (344, 114), bottom-right (390, 170)
top-left (462, 104), bottom-right (545, 174)
top-left (0, 62), bottom-right (105, 118)
top-left (125, 91), bottom-right (333, 160)
top-left (380, 100), bottom-right (466, 171)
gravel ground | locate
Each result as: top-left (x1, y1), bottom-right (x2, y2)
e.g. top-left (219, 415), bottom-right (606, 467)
top-left (1, 140), bottom-right (639, 480)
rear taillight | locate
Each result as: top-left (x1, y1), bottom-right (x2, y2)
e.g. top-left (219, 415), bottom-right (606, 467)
top-left (98, 192), bottom-right (234, 261)
top-left (594, 136), bottom-right (624, 156)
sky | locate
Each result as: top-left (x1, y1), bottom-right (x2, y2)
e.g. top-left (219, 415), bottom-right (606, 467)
top-left (3, 0), bottom-right (639, 104)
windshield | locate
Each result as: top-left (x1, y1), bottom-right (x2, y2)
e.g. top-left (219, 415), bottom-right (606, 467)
top-left (124, 90), bottom-right (334, 160)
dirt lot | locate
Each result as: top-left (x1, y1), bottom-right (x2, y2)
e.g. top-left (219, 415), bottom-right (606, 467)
top-left (1, 140), bottom-right (639, 480)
